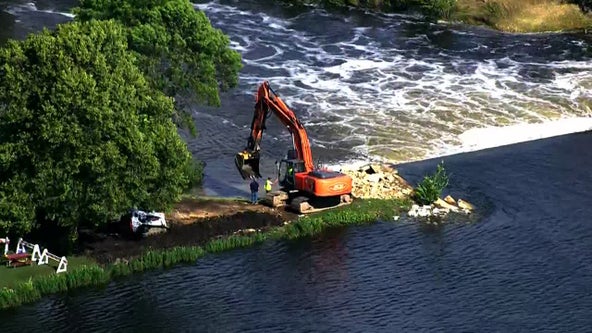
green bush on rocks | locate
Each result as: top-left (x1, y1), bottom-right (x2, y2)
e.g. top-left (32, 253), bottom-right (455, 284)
top-left (413, 162), bottom-right (450, 205)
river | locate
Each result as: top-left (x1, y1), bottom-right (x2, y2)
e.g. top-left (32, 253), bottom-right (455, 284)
top-left (1, 0), bottom-right (592, 331)
top-left (2, 132), bottom-right (592, 331)
top-left (2, 0), bottom-right (592, 196)
top-left (193, 0), bottom-right (592, 196)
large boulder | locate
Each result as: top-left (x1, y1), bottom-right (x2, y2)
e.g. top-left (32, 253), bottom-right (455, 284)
top-left (444, 195), bottom-right (456, 206)
top-left (457, 199), bottom-right (474, 211)
top-left (434, 198), bottom-right (459, 212)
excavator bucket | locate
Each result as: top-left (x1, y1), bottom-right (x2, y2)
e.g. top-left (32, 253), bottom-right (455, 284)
top-left (235, 151), bottom-right (262, 180)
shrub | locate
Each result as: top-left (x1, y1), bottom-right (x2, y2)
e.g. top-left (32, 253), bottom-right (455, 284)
top-left (416, 0), bottom-right (457, 20)
top-left (413, 161), bottom-right (450, 205)
top-left (184, 160), bottom-right (206, 191)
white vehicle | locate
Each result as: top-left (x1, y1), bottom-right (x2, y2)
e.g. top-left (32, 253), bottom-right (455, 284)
top-left (123, 209), bottom-right (169, 236)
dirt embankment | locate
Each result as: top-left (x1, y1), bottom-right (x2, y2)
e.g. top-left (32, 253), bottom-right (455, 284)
top-left (79, 198), bottom-right (298, 265)
top-left (79, 163), bottom-right (415, 265)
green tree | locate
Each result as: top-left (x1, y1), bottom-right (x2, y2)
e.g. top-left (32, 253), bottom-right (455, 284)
top-left (0, 20), bottom-right (193, 237)
top-left (73, 0), bottom-right (243, 134)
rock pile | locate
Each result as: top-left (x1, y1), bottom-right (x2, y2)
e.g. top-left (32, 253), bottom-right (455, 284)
top-left (339, 164), bottom-right (414, 200)
top-left (408, 195), bottom-right (474, 219)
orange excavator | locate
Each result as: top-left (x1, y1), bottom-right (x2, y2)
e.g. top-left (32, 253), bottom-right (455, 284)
top-left (235, 81), bottom-right (353, 214)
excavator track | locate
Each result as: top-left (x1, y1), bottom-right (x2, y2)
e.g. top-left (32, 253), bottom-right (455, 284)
top-left (262, 191), bottom-right (353, 214)
top-left (296, 200), bottom-right (353, 214)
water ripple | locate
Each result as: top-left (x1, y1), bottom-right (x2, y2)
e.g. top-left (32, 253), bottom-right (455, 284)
top-left (193, 0), bottom-right (592, 166)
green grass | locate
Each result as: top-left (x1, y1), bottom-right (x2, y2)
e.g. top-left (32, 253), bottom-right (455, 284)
top-left (283, 0), bottom-right (592, 32)
top-left (0, 198), bottom-right (411, 310)
top-left (0, 256), bottom-right (96, 289)
top-left (179, 194), bottom-right (247, 203)
top-left (455, 0), bottom-right (592, 32)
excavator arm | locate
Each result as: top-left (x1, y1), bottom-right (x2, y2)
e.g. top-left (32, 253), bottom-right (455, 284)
top-left (235, 81), bottom-right (353, 213)
top-left (235, 81), bottom-right (314, 180)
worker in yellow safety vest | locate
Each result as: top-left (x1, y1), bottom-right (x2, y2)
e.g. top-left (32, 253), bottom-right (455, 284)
top-left (285, 165), bottom-right (295, 185)
top-left (265, 177), bottom-right (275, 193)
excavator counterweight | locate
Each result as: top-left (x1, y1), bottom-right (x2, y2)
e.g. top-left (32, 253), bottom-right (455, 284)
top-left (235, 81), bottom-right (353, 214)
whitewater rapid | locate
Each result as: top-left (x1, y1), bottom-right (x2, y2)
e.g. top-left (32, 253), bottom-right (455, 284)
top-left (195, 1), bottom-right (592, 164)
top-left (2, 0), bottom-right (592, 168)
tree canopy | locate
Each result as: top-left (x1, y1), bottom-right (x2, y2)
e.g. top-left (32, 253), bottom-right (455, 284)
top-left (73, 0), bottom-right (243, 133)
top-left (0, 20), bottom-right (194, 236)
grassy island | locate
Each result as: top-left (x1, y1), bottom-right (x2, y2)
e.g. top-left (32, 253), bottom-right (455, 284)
top-left (285, 0), bottom-right (592, 32)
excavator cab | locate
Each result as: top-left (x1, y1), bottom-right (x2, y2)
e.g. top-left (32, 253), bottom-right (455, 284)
top-left (235, 150), bottom-right (261, 180)
top-left (277, 159), bottom-right (305, 190)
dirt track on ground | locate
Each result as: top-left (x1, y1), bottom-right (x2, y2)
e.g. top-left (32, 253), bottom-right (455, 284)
top-left (79, 198), bottom-right (298, 264)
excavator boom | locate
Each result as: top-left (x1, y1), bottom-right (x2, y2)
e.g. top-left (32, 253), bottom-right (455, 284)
top-left (235, 81), bottom-right (353, 213)
top-left (235, 81), bottom-right (314, 180)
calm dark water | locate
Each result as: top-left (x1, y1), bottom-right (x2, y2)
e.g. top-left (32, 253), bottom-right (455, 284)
top-left (1, 1), bottom-right (592, 331)
top-left (2, 131), bottom-right (592, 332)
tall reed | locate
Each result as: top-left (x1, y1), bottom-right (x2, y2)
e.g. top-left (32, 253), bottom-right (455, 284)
top-left (0, 198), bottom-right (410, 310)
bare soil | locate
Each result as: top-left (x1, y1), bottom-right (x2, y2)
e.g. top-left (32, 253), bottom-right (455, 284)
top-left (79, 198), bottom-right (298, 265)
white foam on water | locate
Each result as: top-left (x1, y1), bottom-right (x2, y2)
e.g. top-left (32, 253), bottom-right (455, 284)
top-left (4, 2), bottom-right (75, 19)
top-left (10, 1), bottom-right (591, 169)
top-left (50, 11), bottom-right (74, 18)
top-left (192, 1), bottom-right (592, 166)
top-left (456, 117), bottom-right (592, 153)
top-left (323, 159), bottom-right (385, 172)
top-left (3, 2), bottom-right (37, 15)
top-left (325, 113), bottom-right (592, 172)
